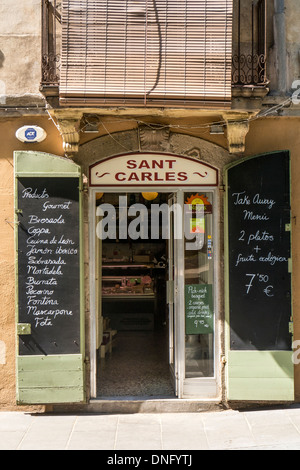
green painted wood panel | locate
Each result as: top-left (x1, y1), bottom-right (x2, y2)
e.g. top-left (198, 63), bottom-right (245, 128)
top-left (14, 151), bottom-right (85, 405)
top-left (227, 349), bottom-right (294, 401)
top-left (17, 355), bottom-right (85, 404)
top-left (228, 379), bottom-right (294, 402)
top-left (18, 388), bottom-right (84, 405)
top-left (228, 351), bottom-right (293, 378)
top-left (15, 151), bottom-right (81, 177)
top-left (224, 152), bottom-right (294, 402)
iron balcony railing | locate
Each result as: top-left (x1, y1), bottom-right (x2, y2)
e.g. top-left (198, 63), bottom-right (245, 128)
top-left (40, 0), bottom-right (269, 93)
top-left (41, 0), bottom-right (61, 88)
top-left (232, 0), bottom-right (268, 87)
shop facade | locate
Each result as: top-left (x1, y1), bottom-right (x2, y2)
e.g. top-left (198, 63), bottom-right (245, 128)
top-left (0, 0), bottom-right (300, 411)
top-left (9, 126), bottom-right (296, 411)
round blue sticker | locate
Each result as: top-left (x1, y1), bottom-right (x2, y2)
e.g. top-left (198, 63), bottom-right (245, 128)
top-left (24, 128), bottom-right (37, 141)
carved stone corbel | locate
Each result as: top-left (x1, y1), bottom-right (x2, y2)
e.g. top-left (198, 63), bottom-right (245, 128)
top-left (223, 112), bottom-right (251, 154)
top-left (56, 118), bottom-right (81, 157)
top-left (50, 110), bottom-right (83, 157)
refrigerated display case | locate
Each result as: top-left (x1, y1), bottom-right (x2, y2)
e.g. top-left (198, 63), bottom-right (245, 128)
top-left (102, 266), bottom-right (157, 330)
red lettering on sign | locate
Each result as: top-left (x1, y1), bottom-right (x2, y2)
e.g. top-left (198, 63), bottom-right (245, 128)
top-left (177, 172), bottom-right (188, 181)
top-left (115, 172), bottom-right (126, 181)
top-left (139, 160), bottom-right (151, 169)
top-left (141, 172), bottom-right (152, 181)
top-left (128, 172), bottom-right (139, 181)
top-left (153, 172), bottom-right (164, 182)
top-left (126, 160), bottom-right (137, 169)
top-left (152, 160), bottom-right (164, 169)
top-left (165, 172), bottom-right (176, 181)
top-left (165, 160), bottom-right (177, 169)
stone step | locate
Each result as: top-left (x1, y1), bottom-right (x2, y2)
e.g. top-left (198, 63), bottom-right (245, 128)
top-left (52, 398), bottom-right (225, 414)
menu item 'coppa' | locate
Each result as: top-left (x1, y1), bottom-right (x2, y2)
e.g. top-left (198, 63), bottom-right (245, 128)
top-left (17, 177), bottom-right (81, 356)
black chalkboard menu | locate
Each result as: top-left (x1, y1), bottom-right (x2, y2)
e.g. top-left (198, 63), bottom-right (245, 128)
top-left (185, 284), bottom-right (214, 334)
top-left (17, 177), bottom-right (81, 356)
top-left (227, 152), bottom-right (292, 351)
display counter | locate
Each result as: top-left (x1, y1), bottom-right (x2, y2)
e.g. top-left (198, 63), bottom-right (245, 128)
top-left (102, 267), bottom-right (157, 331)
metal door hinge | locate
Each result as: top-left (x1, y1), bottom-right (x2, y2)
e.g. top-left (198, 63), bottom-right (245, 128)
top-left (167, 280), bottom-right (174, 304)
top-left (17, 323), bottom-right (31, 335)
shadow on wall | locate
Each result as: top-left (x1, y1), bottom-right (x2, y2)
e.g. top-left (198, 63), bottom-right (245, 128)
top-left (0, 50), bottom-right (6, 104)
top-left (0, 50), bottom-right (4, 68)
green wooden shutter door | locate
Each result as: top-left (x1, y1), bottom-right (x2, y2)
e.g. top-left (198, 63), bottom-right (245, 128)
top-left (224, 152), bottom-right (294, 401)
top-left (15, 151), bottom-right (85, 405)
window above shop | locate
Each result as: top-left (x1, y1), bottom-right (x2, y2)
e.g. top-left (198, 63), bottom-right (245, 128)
top-left (40, 0), bottom-right (270, 108)
top-left (232, 0), bottom-right (269, 88)
top-left (59, 0), bottom-right (233, 107)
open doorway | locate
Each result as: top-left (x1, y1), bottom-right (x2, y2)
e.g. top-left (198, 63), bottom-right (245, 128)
top-left (95, 192), bottom-right (175, 398)
top-left (89, 154), bottom-right (220, 400)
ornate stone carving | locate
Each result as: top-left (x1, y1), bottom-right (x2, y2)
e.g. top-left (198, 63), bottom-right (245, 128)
top-left (139, 125), bottom-right (170, 151)
top-left (56, 118), bottom-right (81, 156)
top-left (50, 110), bottom-right (83, 157)
top-left (184, 147), bottom-right (201, 159)
top-left (223, 112), bottom-right (251, 154)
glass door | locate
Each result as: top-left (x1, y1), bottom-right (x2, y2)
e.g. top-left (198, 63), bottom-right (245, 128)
top-left (167, 194), bottom-right (177, 394)
top-left (167, 192), bottom-right (185, 398)
top-left (95, 208), bottom-right (103, 353)
top-left (183, 191), bottom-right (218, 398)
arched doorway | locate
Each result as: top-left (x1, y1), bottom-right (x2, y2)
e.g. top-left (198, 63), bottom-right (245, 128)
top-left (88, 152), bottom-right (221, 400)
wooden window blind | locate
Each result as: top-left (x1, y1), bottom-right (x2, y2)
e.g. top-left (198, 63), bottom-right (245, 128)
top-left (60, 0), bottom-right (233, 107)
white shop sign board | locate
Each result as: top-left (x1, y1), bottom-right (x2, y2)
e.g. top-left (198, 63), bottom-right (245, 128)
top-left (89, 153), bottom-right (218, 187)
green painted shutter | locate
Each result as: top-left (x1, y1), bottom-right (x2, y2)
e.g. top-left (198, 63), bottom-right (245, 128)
top-left (224, 152), bottom-right (294, 401)
top-left (15, 151), bottom-right (85, 404)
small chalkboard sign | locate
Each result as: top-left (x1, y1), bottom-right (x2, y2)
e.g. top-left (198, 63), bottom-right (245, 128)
top-left (185, 284), bottom-right (213, 335)
top-left (227, 152), bottom-right (292, 351)
top-left (17, 177), bottom-right (81, 356)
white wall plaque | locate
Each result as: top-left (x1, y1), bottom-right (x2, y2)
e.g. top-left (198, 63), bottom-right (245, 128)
top-left (16, 126), bottom-right (47, 143)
